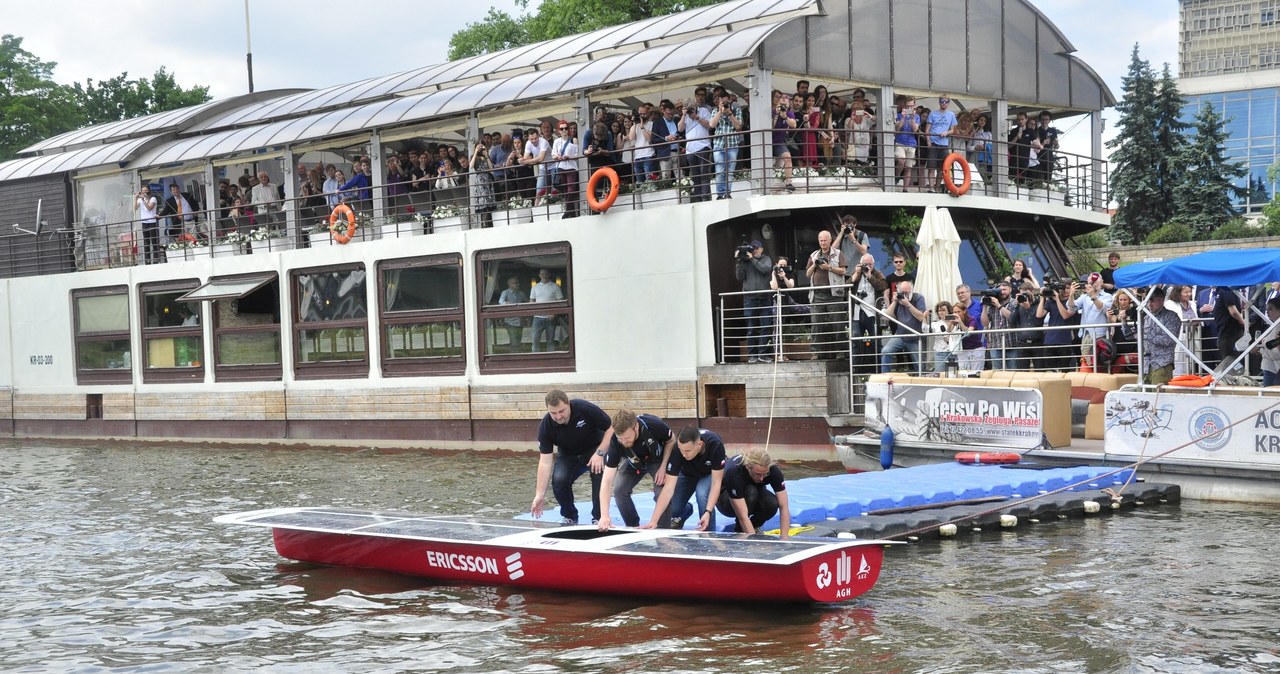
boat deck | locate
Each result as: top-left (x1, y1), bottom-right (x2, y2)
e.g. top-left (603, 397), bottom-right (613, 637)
top-left (516, 461), bottom-right (1177, 540)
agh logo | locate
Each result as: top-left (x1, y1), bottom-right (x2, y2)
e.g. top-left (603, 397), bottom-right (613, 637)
top-left (816, 552), bottom-right (867, 597)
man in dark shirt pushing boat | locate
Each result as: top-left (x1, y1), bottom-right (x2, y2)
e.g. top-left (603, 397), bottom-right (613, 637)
top-left (596, 409), bottom-right (676, 532)
top-left (531, 390), bottom-right (614, 524)
top-left (641, 426), bottom-right (727, 531)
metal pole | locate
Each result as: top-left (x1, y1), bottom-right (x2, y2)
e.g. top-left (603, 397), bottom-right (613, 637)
top-left (244, 0), bottom-right (255, 93)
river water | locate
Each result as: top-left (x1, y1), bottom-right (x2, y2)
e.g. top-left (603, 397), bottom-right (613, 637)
top-left (2, 438), bottom-right (1278, 673)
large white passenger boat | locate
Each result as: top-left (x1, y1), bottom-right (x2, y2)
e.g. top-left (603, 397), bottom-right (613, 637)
top-left (0, 0), bottom-right (1114, 457)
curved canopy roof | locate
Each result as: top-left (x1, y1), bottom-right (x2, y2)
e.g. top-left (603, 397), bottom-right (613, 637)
top-left (132, 22), bottom-right (787, 167)
top-left (5, 0), bottom-right (1115, 180)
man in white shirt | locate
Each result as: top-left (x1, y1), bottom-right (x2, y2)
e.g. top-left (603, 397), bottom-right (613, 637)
top-left (630, 104), bottom-right (656, 184)
top-left (678, 87), bottom-right (715, 202)
top-left (322, 164), bottom-right (340, 210)
top-left (521, 128), bottom-right (551, 204)
top-left (530, 269), bottom-right (565, 352)
top-left (1072, 272), bottom-right (1113, 371)
top-left (550, 121), bottom-right (580, 218)
top-left (250, 171), bottom-right (282, 227)
top-left (136, 185), bottom-right (161, 264)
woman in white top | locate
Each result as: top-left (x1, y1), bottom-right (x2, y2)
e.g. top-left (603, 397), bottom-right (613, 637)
top-left (930, 301), bottom-right (964, 373)
top-left (629, 110), bottom-right (655, 183)
top-left (1165, 284), bottom-right (1200, 376)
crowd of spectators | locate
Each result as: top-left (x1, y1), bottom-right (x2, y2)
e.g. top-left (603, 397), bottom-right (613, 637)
top-left (740, 235), bottom-right (1280, 387)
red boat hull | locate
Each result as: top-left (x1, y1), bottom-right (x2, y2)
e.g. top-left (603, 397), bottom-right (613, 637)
top-left (272, 528), bottom-right (887, 603)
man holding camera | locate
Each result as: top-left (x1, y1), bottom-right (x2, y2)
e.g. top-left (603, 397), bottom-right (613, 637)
top-left (849, 253), bottom-right (887, 372)
top-left (711, 91), bottom-right (744, 200)
top-left (1036, 278), bottom-right (1077, 371)
top-left (806, 230), bottom-right (848, 359)
top-left (980, 281), bottom-right (1014, 369)
top-left (735, 240), bottom-right (774, 363)
top-left (879, 280), bottom-right (927, 373)
top-left (1008, 289), bottom-right (1043, 370)
top-left (834, 215), bottom-right (869, 275)
top-left (1073, 272), bottom-right (1113, 371)
top-left (677, 88), bottom-right (715, 202)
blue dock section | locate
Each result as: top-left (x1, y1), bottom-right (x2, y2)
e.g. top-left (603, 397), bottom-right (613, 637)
top-left (516, 462), bottom-right (1139, 532)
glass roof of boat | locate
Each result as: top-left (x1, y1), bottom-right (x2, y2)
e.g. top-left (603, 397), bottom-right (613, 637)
top-left (0, 135), bottom-right (156, 181)
top-left (131, 23), bottom-right (783, 167)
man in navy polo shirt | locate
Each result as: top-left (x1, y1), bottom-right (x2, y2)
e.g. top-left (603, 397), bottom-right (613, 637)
top-left (715, 448), bottom-right (791, 538)
top-left (531, 389), bottom-right (614, 524)
top-left (641, 426), bottom-right (727, 531)
top-left (596, 409), bottom-right (676, 531)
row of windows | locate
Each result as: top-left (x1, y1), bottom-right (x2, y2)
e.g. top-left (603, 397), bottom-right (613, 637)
top-left (71, 243), bottom-right (575, 383)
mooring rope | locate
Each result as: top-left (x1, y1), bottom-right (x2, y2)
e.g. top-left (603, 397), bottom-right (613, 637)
top-left (880, 393), bottom-right (1280, 541)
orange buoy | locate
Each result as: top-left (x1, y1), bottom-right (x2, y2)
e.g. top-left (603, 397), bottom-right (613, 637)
top-left (329, 204), bottom-right (357, 244)
top-left (586, 167), bottom-right (620, 213)
top-left (942, 152), bottom-right (971, 197)
top-left (956, 452), bottom-right (1021, 465)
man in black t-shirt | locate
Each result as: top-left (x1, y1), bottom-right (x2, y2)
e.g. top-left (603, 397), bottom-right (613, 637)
top-left (596, 409), bottom-right (676, 531)
top-left (642, 426), bottom-right (727, 531)
top-left (715, 449), bottom-right (791, 538)
top-left (531, 389), bottom-right (614, 524)
top-left (882, 253), bottom-right (916, 308)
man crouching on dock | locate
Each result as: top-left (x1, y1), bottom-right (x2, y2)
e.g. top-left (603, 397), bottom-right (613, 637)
top-left (716, 449), bottom-right (791, 539)
top-left (531, 390), bottom-right (614, 525)
top-left (641, 427), bottom-right (727, 531)
top-left (596, 409), bottom-right (676, 532)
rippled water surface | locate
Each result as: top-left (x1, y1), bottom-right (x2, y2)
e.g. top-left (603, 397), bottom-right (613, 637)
top-left (2, 439), bottom-right (1279, 673)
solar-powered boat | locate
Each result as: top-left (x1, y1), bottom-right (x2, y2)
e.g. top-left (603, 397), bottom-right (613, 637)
top-left (215, 507), bottom-right (896, 603)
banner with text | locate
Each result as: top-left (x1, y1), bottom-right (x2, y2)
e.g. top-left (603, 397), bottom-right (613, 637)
top-left (865, 382), bottom-right (1044, 449)
top-left (1104, 390), bottom-right (1280, 466)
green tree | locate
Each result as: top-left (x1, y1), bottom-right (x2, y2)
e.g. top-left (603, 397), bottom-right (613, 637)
top-left (73, 67), bottom-right (211, 126)
top-left (1153, 64), bottom-right (1190, 214)
top-left (448, 0), bottom-right (727, 60)
top-left (1173, 102), bottom-right (1246, 237)
top-left (0, 34), bottom-right (82, 161)
top-left (1107, 45), bottom-right (1163, 245)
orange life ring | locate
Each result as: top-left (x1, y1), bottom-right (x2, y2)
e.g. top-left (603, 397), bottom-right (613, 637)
top-left (1168, 374), bottom-right (1214, 388)
top-left (955, 452), bottom-right (1021, 465)
top-left (329, 204), bottom-right (357, 244)
top-left (586, 167), bottom-right (620, 213)
top-left (942, 152), bottom-right (971, 197)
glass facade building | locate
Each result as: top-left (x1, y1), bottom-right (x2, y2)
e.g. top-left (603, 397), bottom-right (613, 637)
top-left (1181, 87), bottom-right (1278, 212)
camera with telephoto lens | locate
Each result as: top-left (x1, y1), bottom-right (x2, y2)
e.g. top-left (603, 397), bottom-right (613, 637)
top-left (1042, 274), bottom-right (1066, 296)
top-left (1267, 337), bottom-right (1280, 350)
top-left (735, 243), bottom-right (754, 260)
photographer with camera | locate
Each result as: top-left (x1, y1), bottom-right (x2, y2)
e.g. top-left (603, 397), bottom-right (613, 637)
top-left (806, 230), bottom-right (848, 359)
top-left (1008, 290), bottom-right (1042, 370)
top-left (735, 240), bottom-right (774, 363)
top-left (834, 215), bottom-right (869, 274)
top-left (1036, 276), bottom-right (1078, 372)
top-left (1141, 286), bottom-right (1184, 385)
top-left (930, 301), bottom-right (964, 373)
top-left (711, 91), bottom-right (744, 199)
top-left (849, 253), bottom-right (887, 372)
top-left (879, 280), bottom-right (927, 374)
top-left (676, 88), bottom-right (715, 202)
top-left (1073, 272), bottom-right (1113, 371)
top-left (979, 281), bottom-right (1014, 369)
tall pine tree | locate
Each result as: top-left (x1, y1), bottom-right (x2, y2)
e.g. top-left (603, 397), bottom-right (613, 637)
top-left (1174, 103), bottom-right (1246, 237)
top-left (1107, 46), bottom-right (1162, 244)
top-left (1154, 64), bottom-right (1190, 218)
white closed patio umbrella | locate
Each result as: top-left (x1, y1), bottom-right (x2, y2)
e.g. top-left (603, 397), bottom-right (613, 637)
top-left (912, 205), bottom-right (962, 313)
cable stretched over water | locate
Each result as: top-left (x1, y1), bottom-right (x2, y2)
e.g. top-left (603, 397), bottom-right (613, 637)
top-left (880, 391), bottom-right (1280, 542)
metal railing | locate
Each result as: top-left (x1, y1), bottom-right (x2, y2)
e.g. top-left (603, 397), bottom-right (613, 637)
top-left (0, 127), bottom-right (1108, 279)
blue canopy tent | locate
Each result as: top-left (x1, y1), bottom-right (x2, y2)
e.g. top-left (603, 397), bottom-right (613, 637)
top-left (1113, 248), bottom-right (1280, 383)
top-left (1113, 248), bottom-right (1280, 288)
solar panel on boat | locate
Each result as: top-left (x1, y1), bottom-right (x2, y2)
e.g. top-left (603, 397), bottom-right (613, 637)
top-left (612, 535), bottom-right (830, 561)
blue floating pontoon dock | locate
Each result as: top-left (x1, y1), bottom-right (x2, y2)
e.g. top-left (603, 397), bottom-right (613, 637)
top-left (515, 462), bottom-right (1171, 539)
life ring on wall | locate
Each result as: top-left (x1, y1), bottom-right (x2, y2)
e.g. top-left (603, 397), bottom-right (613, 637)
top-left (955, 452), bottom-right (1021, 465)
top-left (942, 153), bottom-right (971, 197)
top-left (1168, 374), bottom-right (1214, 388)
top-left (586, 167), bottom-right (620, 213)
top-left (329, 204), bottom-right (357, 244)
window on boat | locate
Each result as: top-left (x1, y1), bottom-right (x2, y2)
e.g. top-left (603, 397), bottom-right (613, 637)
top-left (377, 254), bottom-right (465, 377)
top-left (291, 264), bottom-right (369, 380)
top-left (475, 242), bottom-right (574, 373)
top-left (72, 286), bottom-right (132, 384)
top-left (177, 274), bottom-right (282, 382)
top-left (74, 173), bottom-right (137, 272)
top-left (138, 280), bottom-right (205, 383)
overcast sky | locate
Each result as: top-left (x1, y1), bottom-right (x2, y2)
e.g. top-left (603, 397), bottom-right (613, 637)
top-left (6, 0), bottom-right (1177, 151)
